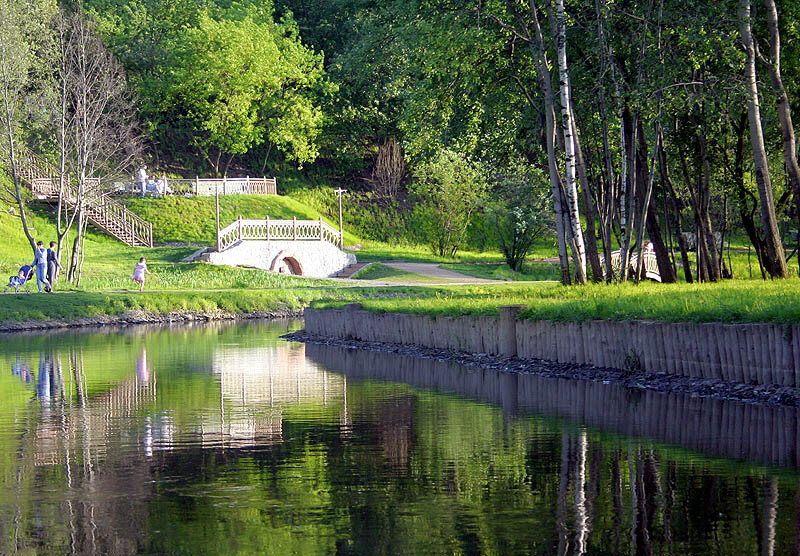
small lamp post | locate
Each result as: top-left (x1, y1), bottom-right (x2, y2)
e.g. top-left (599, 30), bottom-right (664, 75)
top-left (334, 188), bottom-right (347, 249)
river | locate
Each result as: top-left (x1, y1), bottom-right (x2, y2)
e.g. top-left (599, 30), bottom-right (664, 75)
top-left (0, 319), bottom-right (797, 555)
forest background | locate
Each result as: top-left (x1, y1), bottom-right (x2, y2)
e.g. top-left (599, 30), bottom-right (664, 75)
top-left (4, 0), bottom-right (800, 287)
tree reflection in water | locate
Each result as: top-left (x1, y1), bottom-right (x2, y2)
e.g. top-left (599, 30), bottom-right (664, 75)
top-left (0, 321), bottom-right (798, 554)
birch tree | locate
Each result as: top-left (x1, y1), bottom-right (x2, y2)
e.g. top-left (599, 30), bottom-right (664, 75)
top-left (739, 0), bottom-right (787, 278)
top-left (555, 0), bottom-right (587, 283)
top-left (761, 0), bottom-right (800, 238)
top-left (59, 8), bottom-right (141, 283)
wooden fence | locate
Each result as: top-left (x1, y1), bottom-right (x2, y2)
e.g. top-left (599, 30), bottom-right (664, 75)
top-left (217, 217), bottom-right (341, 251)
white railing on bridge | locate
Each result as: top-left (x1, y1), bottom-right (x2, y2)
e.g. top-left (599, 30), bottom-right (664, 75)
top-left (217, 217), bottom-right (341, 251)
top-left (607, 249), bottom-right (661, 282)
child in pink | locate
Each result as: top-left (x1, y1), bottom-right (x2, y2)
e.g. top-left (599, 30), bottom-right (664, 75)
top-left (132, 257), bottom-right (151, 292)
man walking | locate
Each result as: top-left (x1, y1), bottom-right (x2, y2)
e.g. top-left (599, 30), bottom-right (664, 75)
top-left (31, 241), bottom-right (52, 293)
top-left (46, 241), bottom-right (62, 290)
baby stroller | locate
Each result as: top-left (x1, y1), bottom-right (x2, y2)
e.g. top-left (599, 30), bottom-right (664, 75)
top-left (4, 265), bottom-right (34, 293)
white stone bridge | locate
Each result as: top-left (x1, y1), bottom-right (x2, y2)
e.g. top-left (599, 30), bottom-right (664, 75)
top-left (199, 216), bottom-right (356, 278)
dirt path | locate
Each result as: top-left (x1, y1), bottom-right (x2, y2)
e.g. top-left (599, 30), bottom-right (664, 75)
top-left (382, 262), bottom-right (498, 283)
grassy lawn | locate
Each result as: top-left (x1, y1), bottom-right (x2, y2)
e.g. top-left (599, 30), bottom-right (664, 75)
top-left (440, 262), bottom-right (560, 281)
top-left (311, 279), bottom-right (800, 324)
top-left (352, 262), bottom-right (457, 283)
top-left (353, 242), bottom-right (508, 264)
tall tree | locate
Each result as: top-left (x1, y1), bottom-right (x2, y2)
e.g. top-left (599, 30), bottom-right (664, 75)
top-left (739, 0), bottom-right (787, 278)
top-left (761, 0), bottom-right (800, 238)
top-left (555, 0), bottom-right (587, 284)
top-left (59, 7), bottom-right (141, 283)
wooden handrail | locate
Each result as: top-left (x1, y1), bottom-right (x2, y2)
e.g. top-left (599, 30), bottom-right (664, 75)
top-left (1, 147), bottom-right (153, 248)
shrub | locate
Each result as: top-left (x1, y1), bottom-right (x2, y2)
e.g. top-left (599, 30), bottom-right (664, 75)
top-left (408, 149), bottom-right (489, 258)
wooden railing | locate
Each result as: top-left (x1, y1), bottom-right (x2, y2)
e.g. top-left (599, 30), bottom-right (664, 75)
top-left (142, 176), bottom-right (277, 196)
top-left (2, 150), bottom-right (153, 247)
top-left (217, 217), bottom-right (341, 251)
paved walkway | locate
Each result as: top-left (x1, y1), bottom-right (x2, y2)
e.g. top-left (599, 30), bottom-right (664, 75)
top-left (382, 262), bottom-right (498, 283)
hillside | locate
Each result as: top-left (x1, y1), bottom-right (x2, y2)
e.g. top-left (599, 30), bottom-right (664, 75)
top-left (124, 194), bottom-right (361, 246)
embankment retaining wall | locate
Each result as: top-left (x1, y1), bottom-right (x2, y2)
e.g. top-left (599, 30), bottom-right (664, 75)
top-left (304, 305), bottom-right (800, 388)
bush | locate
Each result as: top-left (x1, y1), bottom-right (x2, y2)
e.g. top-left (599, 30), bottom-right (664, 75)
top-left (409, 149), bottom-right (489, 258)
top-left (486, 165), bottom-right (551, 270)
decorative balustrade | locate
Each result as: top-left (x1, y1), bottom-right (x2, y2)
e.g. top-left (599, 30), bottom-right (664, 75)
top-left (217, 217), bottom-right (341, 252)
top-left (607, 249), bottom-right (660, 281)
top-left (140, 176), bottom-right (277, 196)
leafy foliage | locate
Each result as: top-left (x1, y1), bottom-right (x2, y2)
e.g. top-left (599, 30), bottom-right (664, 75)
top-left (409, 149), bottom-right (489, 258)
top-left (486, 165), bottom-right (552, 270)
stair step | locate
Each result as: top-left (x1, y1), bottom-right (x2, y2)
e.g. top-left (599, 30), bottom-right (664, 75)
top-left (335, 262), bottom-right (370, 278)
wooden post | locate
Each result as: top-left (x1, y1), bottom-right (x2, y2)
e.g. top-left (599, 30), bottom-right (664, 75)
top-left (292, 216), bottom-right (297, 240)
top-left (319, 216), bottom-right (324, 240)
top-left (238, 215), bottom-right (242, 241)
top-left (162, 174), bottom-right (168, 196)
top-left (223, 176), bottom-right (227, 195)
top-left (195, 176), bottom-right (199, 195)
top-left (149, 222), bottom-right (153, 248)
top-left (334, 188), bottom-right (347, 250)
top-left (246, 175), bottom-right (250, 194)
top-left (215, 190), bottom-right (221, 251)
top-left (266, 215), bottom-right (270, 240)
top-left (264, 176), bottom-right (269, 194)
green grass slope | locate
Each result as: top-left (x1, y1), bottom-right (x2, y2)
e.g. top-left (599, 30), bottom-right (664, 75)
top-left (124, 194), bottom-right (361, 245)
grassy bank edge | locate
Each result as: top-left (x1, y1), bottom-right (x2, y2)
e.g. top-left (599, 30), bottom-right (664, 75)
top-left (309, 280), bottom-right (800, 325)
top-left (0, 286), bottom-right (413, 326)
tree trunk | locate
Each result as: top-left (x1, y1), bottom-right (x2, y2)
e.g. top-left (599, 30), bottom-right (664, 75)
top-left (508, 0), bottom-right (571, 284)
top-left (556, 0), bottom-right (587, 284)
top-left (635, 119), bottom-right (677, 282)
top-left (0, 37), bottom-right (35, 253)
top-left (740, 0), bottom-right (788, 278)
top-left (762, 0), bottom-right (800, 239)
top-left (658, 128), bottom-right (693, 282)
top-left (619, 107), bottom-right (636, 282)
top-left (573, 120), bottom-right (604, 282)
top-left (594, 0), bottom-right (617, 281)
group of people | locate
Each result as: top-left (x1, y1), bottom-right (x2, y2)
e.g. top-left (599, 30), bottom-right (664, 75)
top-left (30, 241), bottom-right (62, 293)
top-left (137, 165), bottom-right (171, 197)
top-left (23, 242), bottom-right (151, 293)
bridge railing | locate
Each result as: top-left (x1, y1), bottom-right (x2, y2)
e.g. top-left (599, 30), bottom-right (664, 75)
top-left (607, 249), bottom-right (661, 282)
top-left (217, 217), bottom-right (342, 251)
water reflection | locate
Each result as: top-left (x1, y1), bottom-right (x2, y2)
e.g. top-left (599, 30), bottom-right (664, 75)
top-left (0, 321), bottom-right (798, 555)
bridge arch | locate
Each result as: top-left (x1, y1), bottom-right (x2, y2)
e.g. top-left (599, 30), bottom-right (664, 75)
top-left (270, 250), bottom-right (304, 276)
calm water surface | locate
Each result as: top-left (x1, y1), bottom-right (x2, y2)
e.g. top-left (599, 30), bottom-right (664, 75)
top-left (1, 320), bottom-right (799, 555)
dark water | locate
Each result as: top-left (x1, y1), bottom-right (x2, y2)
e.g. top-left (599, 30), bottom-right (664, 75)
top-left (0, 320), bottom-right (799, 555)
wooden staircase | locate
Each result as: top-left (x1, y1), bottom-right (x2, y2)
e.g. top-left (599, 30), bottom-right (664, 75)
top-left (5, 149), bottom-right (152, 248)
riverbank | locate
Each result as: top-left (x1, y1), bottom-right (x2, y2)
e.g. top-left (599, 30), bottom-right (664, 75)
top-left (0, 287), bottom-right (379, 332)
top-left (285, 330), bottom-right (800, 408)
top-left (0, 307), bottom-right (304, 333)
top-left (302, 304), bottom-right (800, 389)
